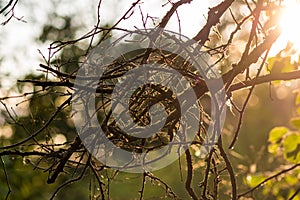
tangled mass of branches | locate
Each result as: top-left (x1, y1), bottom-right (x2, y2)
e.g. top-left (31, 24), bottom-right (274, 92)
top-left (1, 0), bottom-right (300, 199)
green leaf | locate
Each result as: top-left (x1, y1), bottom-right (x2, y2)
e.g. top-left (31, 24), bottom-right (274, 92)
top-left (267, 56), bottom-right (295, 75)
top-left (246, 174), bottom-right (265, 187)
top-left (283, 133), bottom-right (300, 163)
top-left (290, 117), bottom-right (300, 129)
top-left (268, 143), bottom-right (280, 155)
top-left (285, 174), bottom-right (298, 185)
top-left (296, 93), bottom-right (300, 105)
top-left (281, 57), bottom-right (295, 73)
top-left (268, 127), bottom-right (288, 143)
top-left (297, 107), bottom-right (300, 115)
top-left (267, 56), bottom-right (280, 72)
top-left (288, 189), bottom-right (300, 200)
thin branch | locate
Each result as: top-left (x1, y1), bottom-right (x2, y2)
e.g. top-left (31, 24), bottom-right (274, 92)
top-left (237, 0), bottom-right (263, 79)
top-left (217, 137), bottom-right (237, 200)
top-left (88, 162), bottom-right (105, 200)
top-left (87, 0), bottom-right (103, 52)
top-left (238, 163), bottom-right (300, 198)
top-left (0, 156), bottom-right (12, 200)
top-left (47, 137), bottom-right (82, 184)
top-left (229, 48), bottom-right (270, 149)
top-left (201, 150), bottom-right (213, 199)
top-left (0, 150), bottom-right (48, 157)
top-left (145, 172), bottom-right (178, 199)
top-left (191, 25), bottom-right (281, 101)
top-left (288, 187), bottom-right (300, 200)
top-left (229, 70), bottom-right (300, 92)
top-left (1, 0), bottom-right (23, 25)
top-left (0, 0), bottom-right (14, 14)
top-left (49, 154), bottom-right (91, 200)
top-left (0, 96), bottom-right (72, 150)
top-left (139, 172), bottom-right (147, 200)
top-left (185, 149), bottom-right (198, 200)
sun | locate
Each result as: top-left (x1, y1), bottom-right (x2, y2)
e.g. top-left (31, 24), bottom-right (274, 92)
top-left (279, 0), bottom-right (300, 51)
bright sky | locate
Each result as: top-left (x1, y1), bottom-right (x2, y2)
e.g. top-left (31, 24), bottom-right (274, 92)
top-left (3, 0), bottom-right (300, 92)
top-left (2, 0), bottom-right (300, 92)
top-left (0, 0), bottom-right (221, 89)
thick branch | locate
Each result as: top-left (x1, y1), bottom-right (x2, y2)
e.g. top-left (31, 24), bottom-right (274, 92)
top-left (223, 27), bottom-right (281, 86)
top-left (159, 0), bottom-right (192, 29)
top-left (47, 137), bottom-right (82, 184)
top-left (0, 0), bottom-right (14, 14)
top-left (193, 0), bottom-right (234, 45)
top-left (229, 70), bottom-right (300, 92)
top-left (192, 26), bottom-right (281, 99)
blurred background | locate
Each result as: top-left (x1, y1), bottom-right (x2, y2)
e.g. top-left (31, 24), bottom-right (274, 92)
top-left (1, 0), bottom-right (300, 199)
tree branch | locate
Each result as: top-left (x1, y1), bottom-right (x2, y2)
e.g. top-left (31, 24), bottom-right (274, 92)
top-left (185, 149), bottom-right (198, 200)
top-left (193, 0), bottom-right (234, 45)
top-left (223, 26), bottom-right (281, 87)
top-left (229, 70), bottom-right (300, 92)
top-left (159, 0), bottom-right (192, 29)
top-left (218, 137), bottom-right (237, 199)
top-left (47, 136), bottom-right (82, 184)
top-left (0, 0), bottom-right (14, 14)
top-left (238, 163), bottom-right (300, 198)
top-left (0, 96), bottom-right (72, 150)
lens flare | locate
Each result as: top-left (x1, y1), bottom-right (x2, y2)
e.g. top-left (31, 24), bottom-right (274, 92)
top-left (279, 0), bottom-right (300, 50)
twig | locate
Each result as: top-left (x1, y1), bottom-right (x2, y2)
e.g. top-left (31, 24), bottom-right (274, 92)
top-left (217, 137), bottom-right (237, 200)
top-left (88, 161), bottom-right (105, 200)
top-left (0, 156), bottom-right (12, 200)
top-left (47, 137), bottom-right (82, 184)
top-left (201, 150), bottom-right (213, 199)
top-left (288, 187), bottom-right (300, 200)
top-left (228, 70), bottom-right (300, 92)
top-left (0, 96), bottom-right (72, 150)
top-left (139, 172), bottom-right (147, 200)
top-left (49, 154), bottom-right (91, 200)
top-left (185, 149), bottom-right (198, 200)
top-left (0, 150), bottom-right (48, 157)
top-left (223, 26), bottom-right (280, 87)
top-left (238, 163), bottom-right (300, 198)
top-left (229, 48), bottom-right (270, 149)
top-left (145, 172), bottom-right (178, 199)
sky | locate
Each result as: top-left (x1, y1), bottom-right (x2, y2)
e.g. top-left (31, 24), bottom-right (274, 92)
top-left (0, 0), bottom-right (222, 89)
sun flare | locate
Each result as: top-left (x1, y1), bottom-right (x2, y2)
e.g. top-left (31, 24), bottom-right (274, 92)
top-left (279, 0), bottom-right (300, 51)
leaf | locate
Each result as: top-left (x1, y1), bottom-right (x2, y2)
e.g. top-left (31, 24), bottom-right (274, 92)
top-left (267, 56), bottom-right (280, 72)
top-left (281, 57), bottom-right (295, 73)
top-left (246, 174), bottom-right (265, 187)
top-left (268, 143), bottom-right (280, 155)
top-left (283, 133), bottom-right (300, 163)
top-left (285, 174), bottom-right (298, 185)
top-left (296, 93), bottom-right (300, 105)
top-left (297, 107), bottom-right (300, 115)
top-left (290, 117), bottom-right (300, 129)
top-left (288, 189), bottom-right (300, 200)
top-left (268, 56), bottom-right (295, 75)
top-left (268, 127), bottom-right (288, 143)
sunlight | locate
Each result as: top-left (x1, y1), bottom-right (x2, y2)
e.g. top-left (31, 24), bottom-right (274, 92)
top-left (279, 0), bottom-right (300, 51)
